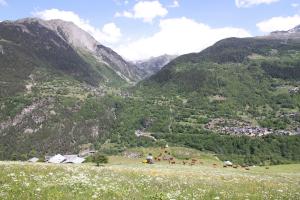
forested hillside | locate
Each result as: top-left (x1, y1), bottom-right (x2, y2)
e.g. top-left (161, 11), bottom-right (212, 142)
top-left (0, 19), bottom-right (300, 165)
top-left (0, 19), bottom-right (133, 160)
top-left (107, 30), bottom-right (300, 165)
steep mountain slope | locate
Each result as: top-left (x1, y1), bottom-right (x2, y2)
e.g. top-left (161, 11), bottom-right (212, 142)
top-left (107, 26), bottom-right (300, 165)
top-left (140, 26), bottom-right (300, 134)
top-left (134, 55), bottom-right (177, 78)
top-left (36, 18), bottom-right (144, 82)
top-left (0, 19), bottom-right (101, 97)
top-left (0, 18), bottom-right (142, 92)
top-left (0, 18), bottom-right (141, 159)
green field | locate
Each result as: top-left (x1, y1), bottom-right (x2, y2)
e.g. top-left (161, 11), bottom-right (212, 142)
top-left (0, 148), bottom-right (299, 200)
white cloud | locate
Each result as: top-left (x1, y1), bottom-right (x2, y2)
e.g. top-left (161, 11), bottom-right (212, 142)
top-left (115, 11), bottom-right (133, 18)
top-left (257, 14), bottom-right (300, 32)
top-left (114, 0), bottom-right (129, 6)
top-left (102, 23), bottom-right (122, 43)
top-left (169, 0), bottom-right (179, 8)
top-left (116, 17), bottom-right (251, 60)
top-left (291, 3), bottom-right (299, 8)
top-left (235, 0), bottom-right (279, 8)
top-left (0, 0), bottom-right (7, 6)
top-left (33, 9), bottom-right (122, 44)
top-left (115, 1), bottom-right (168, 22)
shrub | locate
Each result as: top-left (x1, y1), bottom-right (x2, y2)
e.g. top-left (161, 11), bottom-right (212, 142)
top-left (92, 153), bottom-right (108, 166)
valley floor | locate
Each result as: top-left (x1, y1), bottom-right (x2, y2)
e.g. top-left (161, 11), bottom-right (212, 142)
top-left (0, 159), bottom-right (299, 200)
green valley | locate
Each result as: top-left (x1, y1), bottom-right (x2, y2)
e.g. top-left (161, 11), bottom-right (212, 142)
top-left (0, 19), bottom-right (300, 168)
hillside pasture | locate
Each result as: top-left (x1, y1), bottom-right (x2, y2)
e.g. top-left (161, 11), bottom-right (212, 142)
top-left (0, 156), bottom-right (299, 200)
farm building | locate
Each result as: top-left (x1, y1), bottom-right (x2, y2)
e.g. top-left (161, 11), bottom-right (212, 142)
top-left (63, 155), bottom-right (85, 164)
top-left (28, 157), bottom-right (39, 163)
top-left (224, 161), bottom-right (233, 167)
top-left (47, 154), bottom-right (85, 164)
top-left (48, 154), bottom-right (66, 164)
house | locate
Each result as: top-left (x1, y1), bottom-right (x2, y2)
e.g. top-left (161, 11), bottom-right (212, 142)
top-left (46, 154), bottom-right (85, 164)
top-left (48, 154), bottom-right (66, 164)
top-left (63, 155), bottom-right (78, 160)
top-left (224, 161), bottom-right (233, 167)
top-left (63, 156), bottom-right (85, 164)
top-left (28, 157), bottom-right (39, 163)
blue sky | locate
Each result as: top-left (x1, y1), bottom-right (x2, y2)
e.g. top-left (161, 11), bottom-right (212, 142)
top-left (1, 0), bottom-right (300, 60)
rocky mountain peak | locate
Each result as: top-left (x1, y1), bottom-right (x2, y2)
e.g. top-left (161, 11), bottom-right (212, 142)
top-left (134, 54), bottom-right (177, 78)
top-left (0, 18), bottom-right (145, 82)
top-left (268, 24), bottom-right (300, 40)
top-left (288, 24), bottom-right (300, 33)
top-left (14, 18), bottom-right (99, 52)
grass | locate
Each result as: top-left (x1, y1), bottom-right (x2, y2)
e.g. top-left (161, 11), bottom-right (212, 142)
top-left (0, 148), bottom-right (299, 200)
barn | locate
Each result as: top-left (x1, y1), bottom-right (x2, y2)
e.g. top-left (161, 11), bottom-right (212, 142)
top-left (28, 157), bottom-right (39, 163)
top-left (48, 154), bottom-right (66, 164)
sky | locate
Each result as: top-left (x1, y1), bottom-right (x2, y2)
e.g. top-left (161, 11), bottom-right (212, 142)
top-left (0, 0), bottom-right (300, 60)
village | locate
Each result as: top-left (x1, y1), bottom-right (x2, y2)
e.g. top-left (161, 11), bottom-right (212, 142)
top-left (219, 126), bottom-right (272, 136)
top-left (288, 87), bottom-right (300, 94)
top-left (214, 125), bottom-right (300, 137)
top-left (205, 118), bottom-right (300, 137)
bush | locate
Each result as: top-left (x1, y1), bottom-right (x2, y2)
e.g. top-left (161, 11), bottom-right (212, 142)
top-left (92, 153), bottom-right (108, 166)
top-left (84, 156), bottom-right (93, 163)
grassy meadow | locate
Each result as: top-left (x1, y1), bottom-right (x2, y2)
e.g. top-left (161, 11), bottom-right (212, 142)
top-left (0, 147), bottom-right (299, 200)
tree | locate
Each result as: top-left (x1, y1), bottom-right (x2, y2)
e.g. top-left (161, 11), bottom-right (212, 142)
top-left (92, 153), bottom-right (108, 166)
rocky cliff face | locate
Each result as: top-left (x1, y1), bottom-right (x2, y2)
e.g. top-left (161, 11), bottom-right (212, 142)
top-left (95, 44), bottom-right (143, 82)
top-left (7, 18), bottom-right (142, 83)
top-left (135, 55), bottom-right (177, 78)
top-left (15, 18), bottom-right (99, 52)
top-left (263, 25), bottom-right (300, 41)
top-left (0, 18), bottom-right (141, 159)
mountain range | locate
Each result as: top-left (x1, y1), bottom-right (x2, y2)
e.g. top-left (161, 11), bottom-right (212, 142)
top-left (134, 54), bottom-right (177, 78)
top-left (0, 18), bottom-right (299, 164)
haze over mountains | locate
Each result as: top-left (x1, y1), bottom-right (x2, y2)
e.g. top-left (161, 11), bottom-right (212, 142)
top-left (0, 18), bottom-right (299, 164)
top-left (268, 25), bottom-right (300, 40)
top-left (134, 54), bottom-right (177, 77)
